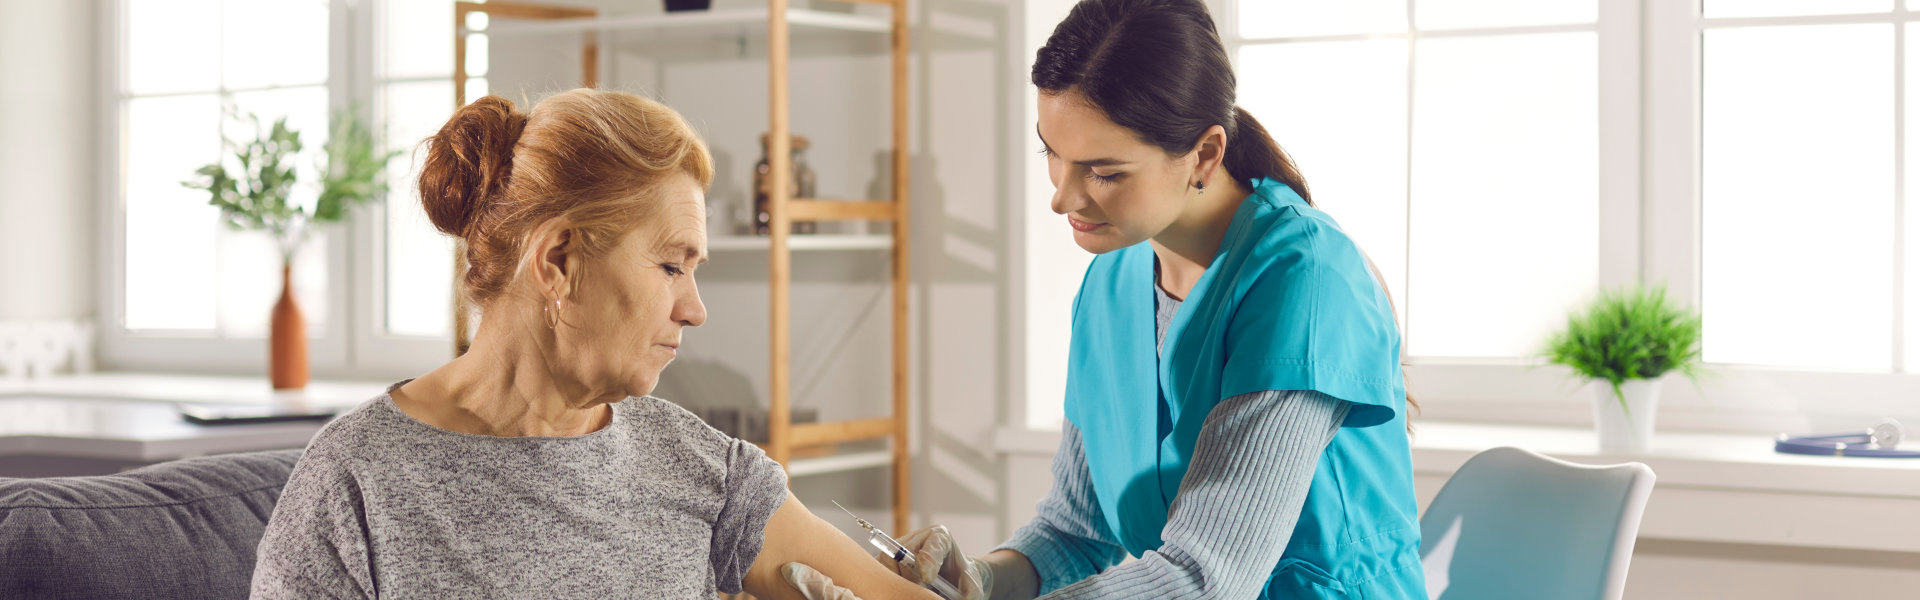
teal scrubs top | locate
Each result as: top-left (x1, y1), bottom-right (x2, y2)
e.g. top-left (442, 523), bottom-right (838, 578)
top-left (1064, 178), bottom-right (1426, 598)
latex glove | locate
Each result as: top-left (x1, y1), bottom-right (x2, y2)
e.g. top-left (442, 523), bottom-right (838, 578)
top-left (876, 525), bottom-right (993, 600)
top-left (783, 562), bottom-right (863, 600)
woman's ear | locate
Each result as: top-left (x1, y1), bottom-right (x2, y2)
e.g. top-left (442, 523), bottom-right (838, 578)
top-left (1189, 124), bottom-right (1228, 186)
top-left (526, 218), bottom-right (575, 302)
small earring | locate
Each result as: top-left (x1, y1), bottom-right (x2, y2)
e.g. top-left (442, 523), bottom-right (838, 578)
top-left (543, 299), bottom-right (562, 329)
top-left (1195, 181), bottom-right (1206, 193)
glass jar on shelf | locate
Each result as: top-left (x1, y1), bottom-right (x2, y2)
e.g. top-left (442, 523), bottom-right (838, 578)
top-left (754, 133), bottom-right (817, 236)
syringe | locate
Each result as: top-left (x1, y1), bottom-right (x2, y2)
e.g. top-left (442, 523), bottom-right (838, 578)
top-left (832, 501), bottom-right (965, 600)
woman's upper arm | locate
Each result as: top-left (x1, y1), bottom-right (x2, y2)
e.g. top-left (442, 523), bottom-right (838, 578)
top-left (742, 491), bottom-right (940, 600)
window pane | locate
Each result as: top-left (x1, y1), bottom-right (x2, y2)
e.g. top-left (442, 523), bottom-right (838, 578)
top-left (125, 95), bottom-right (221, 330)
top-left (466, 76), bottom-right (489, 104)
top-left (1239, 39), bottom-right (1409, 324)
top-left (222, 0), bottom-right (329, 89)
top-left (1415, 0), bottom-right (1596, 30)
top-left (215, 230), bottom-right (329, 337)
top-left (126, 0), bottom-right (220, 95)
top-left (382, 80), bottom-right (457, 337)
top-left (1237, 1), bottom-right (1405, 38)
top-left (228, 86), bottom-right (331, 215)
top-left (384, 0), bottom-right (455, 79)
top-left (1408, 33), bottom-right (1599, 358)
top-left (1703, 25), bottom-right (1893, 370)
top-left (466, 34), bottom-right (489, 77)
top-left (1704, 0), bottom-right (1892, 18)
top-left (226, 86), bottom-right (332, 335)
top-left (1909, 23), bottom-right (1920, 373)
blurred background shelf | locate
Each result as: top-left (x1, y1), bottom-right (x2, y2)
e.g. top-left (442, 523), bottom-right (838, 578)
top-left (476, 8), bottom-right (890, 39)
top-left (787, 446), bottom-right (892, 478)
top-left (707, 234), bottom-right (891, 252)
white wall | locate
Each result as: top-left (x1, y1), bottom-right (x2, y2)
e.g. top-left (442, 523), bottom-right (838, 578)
top-left (0, 0), bottom-right (95, 321)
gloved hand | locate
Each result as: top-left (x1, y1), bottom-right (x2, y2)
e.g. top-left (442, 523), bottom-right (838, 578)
top-left (782, 562), bottom-right (862, 600)
top-left (876, 525), bottom-right (993, 600)
top-left (781, 526), bottom-right (994, 600)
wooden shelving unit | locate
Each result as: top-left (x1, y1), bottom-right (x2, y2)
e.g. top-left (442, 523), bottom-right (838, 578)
top-left (449, 0), bottom-right (913, 533)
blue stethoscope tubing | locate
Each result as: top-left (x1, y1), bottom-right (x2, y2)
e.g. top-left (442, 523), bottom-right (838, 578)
top-left (1774, 419), bottom-right (1920, 458)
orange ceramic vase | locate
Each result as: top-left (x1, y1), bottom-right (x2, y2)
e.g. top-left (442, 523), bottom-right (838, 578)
top-left (270, 263), bottom-right (309, 389)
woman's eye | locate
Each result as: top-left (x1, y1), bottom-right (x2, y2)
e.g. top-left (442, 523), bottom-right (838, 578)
top-left (661, 264), bottom-right (686, 277)
top-left (1086, 171), bottom-right (1121, 184)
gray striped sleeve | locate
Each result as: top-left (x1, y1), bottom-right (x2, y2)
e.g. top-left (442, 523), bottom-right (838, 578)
top-left (995, 420), bottom-right (1129, 591)
top-left (1000, 266), bottom-right (1351, 597)
top-left (1036, 389), bottom-right (1348, 599)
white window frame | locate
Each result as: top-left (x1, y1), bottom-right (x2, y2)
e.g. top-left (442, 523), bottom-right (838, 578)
top-left (1638, 0), bottom-right (1920, 431)
top-left (1206, 0), bottom-right (1643, 426)
top-left (97, 0), bottom-right (452, 381)
top-left (1190, 0), bottom-right (1920, 432)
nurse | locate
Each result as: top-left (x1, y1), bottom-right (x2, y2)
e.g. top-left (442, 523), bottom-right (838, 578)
top-left (785, 0), bottom-right (1425, 598)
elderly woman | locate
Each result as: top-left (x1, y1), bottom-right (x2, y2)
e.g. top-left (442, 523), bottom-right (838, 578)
top-left (251, 89), bottom-right (936, 600)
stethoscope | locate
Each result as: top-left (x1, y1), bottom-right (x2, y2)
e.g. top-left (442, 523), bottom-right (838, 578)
top-left (1774, 419), bottom-right (1920, 458)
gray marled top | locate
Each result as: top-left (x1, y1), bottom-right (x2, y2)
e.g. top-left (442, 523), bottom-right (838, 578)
top-left (250, 384), bottom-right (788, 599)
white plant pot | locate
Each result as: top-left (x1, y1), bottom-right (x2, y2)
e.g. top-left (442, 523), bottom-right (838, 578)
top-left (1593, 378), bottom-right (1661, 453)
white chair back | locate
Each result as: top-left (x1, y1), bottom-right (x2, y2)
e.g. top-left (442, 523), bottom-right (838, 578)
top-left (1419, 446), bottom-right (1655, 600)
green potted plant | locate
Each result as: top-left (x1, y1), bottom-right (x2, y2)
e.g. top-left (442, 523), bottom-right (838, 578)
top-left (1545, 284), bottom-right (1704, 452)
top-left (183, 107), bottom-right (399, 389)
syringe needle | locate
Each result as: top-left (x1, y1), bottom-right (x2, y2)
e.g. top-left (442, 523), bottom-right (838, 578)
top-left (831, 500), bottom-right (871, 530)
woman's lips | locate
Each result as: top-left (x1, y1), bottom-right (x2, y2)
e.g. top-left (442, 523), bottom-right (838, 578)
top-left (1068, 216), bottom-right (1107, 232)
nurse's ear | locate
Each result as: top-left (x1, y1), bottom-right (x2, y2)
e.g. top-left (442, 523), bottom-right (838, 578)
top-left (1186, 124), bottom-right (1229, 189)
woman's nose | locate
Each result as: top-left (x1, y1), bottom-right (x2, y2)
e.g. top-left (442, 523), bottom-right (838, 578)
top-left (676, 282), bottom-right (707, 327)
top-left (1050, 169), bottom-right (1084, 216)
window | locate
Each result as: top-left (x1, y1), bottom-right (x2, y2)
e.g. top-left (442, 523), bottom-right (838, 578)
top-left (1025, 1), bottom-right (1920, 429)
top-left (376, 0), bottom-right (489, 339)
top-left (106, 0), bottom-right (475, 377)
top-left (119, 0), bottom-right (332, 337)
top-left (1232, 1), bottom-right (1608, 359)
top-left (1697, 3), bottom-right (1909, 371)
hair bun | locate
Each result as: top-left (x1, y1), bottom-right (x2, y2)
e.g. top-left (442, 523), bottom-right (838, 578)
top-left (417, 95), bottom-right (527, 238)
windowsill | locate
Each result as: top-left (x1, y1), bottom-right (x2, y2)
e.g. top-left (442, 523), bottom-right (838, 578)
top-left (996, 421), bottom-right (1920, 497)
top-left (0, 372), bottom-right (393, 408)
top-left (995, 420), bottom-right (1920, 554)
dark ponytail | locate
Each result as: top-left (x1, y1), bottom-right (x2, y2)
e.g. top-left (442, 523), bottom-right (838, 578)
top-left (1031, 0), bottom-right (1313, 205)
top-left (1224, 107), bottom-right (1312, 204)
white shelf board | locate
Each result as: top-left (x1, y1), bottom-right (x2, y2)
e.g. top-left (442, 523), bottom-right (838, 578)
top-left (478, 8), bottom-right (889, 39)
top-left (787, 448), bottom-right (892, 477)
top-left (707, 234), bottom-right (891, 252)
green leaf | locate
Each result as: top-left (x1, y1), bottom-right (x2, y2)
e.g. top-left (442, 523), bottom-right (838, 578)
top-left (1544, 283), bottom-right (1705, 401)
top-left (314, 104), bottom-right (399, 225)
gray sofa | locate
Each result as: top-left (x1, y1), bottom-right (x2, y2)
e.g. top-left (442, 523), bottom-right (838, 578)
top-left (0, 449), bottom-right (303, 599)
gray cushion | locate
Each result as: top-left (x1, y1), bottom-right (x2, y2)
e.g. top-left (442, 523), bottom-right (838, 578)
top-left (0, 449), bottom-right (303, 600)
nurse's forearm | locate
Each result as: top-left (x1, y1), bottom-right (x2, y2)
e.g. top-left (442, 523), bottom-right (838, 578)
top-left (981, 549), bottom-right (1040, 600)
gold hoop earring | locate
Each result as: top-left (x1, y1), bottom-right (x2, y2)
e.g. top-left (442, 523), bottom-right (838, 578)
top-left (543, 299), bottom-right (561, 329)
